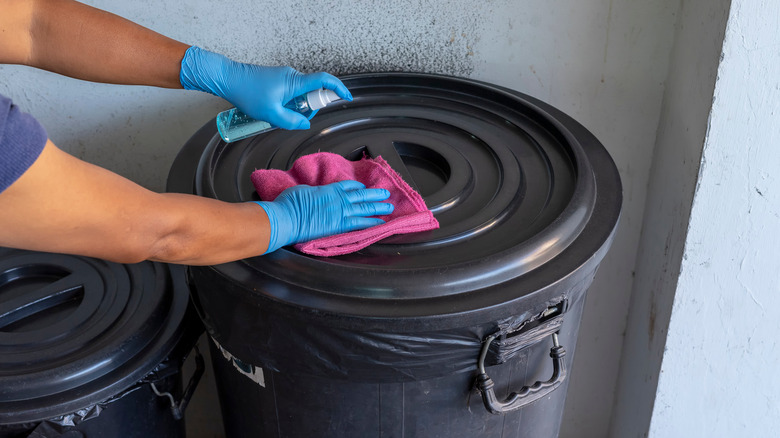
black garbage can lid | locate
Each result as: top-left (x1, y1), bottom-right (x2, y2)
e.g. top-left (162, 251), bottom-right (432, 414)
top-left (168, 73), bottom-right (621, 325)
top-left (0, 248), bottom-right (191, 424)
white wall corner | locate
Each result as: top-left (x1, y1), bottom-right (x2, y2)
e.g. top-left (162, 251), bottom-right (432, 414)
top-left (609, 0), bottom-right (732, 436)
top-left (649, 0), bottom-right (780, 435)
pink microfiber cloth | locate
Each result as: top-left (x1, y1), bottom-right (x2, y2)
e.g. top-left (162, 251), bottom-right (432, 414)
top-left (251, 152), bottom-right (439, 256)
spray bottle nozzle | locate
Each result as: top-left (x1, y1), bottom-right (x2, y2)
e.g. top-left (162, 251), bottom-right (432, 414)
top-left (306, 89), bottom-right (342, 110)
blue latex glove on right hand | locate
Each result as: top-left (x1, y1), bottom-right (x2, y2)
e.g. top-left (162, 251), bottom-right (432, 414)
top-left (179, 46), bottom-right (352, 130)
top-left (255, 180), bottom-right (394, 254)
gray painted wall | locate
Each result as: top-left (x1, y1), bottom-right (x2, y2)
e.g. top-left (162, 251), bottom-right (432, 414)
top-left (0, 1), bottom-right (681, 436)
top-left (610, 0), bottom-right (731, 436)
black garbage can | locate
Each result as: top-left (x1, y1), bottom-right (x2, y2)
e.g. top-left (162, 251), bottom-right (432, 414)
top-left (0, 248), bottom-right (204, 438)
top-left (167, 73), bottom-right (622, 438)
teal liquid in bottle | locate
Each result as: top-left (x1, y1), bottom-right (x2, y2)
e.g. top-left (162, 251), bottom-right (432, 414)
top-left (216, 89), bottom-right (341, 143)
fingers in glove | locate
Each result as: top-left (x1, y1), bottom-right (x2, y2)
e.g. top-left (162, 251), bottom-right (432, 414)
top-left (274, 110), bottom-right (310, 130)
top-left (345, 187), bottom-right (392, 204)
top-left (333, 180), bottom-right (390, 203)
top-left (332, 180), bottom-right (367, 192)
top-left (299, 72), bottom-right (353, 101)
top-left (341, 217), bottom-right (387, 233)
top-left (347, 201), bottom-right (395, 217)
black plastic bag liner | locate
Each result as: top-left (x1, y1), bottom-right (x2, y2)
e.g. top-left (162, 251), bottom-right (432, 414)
top-left (168, 72), bottom-right (622, 438)
top-left (0, 248), bottom-right (203, 438)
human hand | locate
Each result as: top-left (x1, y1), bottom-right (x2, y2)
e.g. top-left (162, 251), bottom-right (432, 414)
top-left (179, 46), bottom-right (352, 130)
top-left (255, 180), bottom-right (393, 254)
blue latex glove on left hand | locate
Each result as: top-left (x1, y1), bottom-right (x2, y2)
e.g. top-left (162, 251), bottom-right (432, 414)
top-left (179, 46), bottom-right (353, 130)
top-left (255, 180), bottom-right (394, 254)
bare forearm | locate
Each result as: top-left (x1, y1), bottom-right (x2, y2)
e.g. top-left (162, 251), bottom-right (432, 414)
top-left (1, 0), bottom-right (188, 87)
top-left (146, 194), bottom-right (271, 265)
top-left (0, 141), bottom-right (270, 265)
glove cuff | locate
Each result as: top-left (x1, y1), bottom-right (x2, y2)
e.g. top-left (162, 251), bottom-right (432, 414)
top-left (179, 46), bottom-right (231, 98)
top-left (254, 201), bottom-right (293, 254)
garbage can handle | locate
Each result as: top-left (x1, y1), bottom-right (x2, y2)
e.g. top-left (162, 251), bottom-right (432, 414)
top-left (475, 332), bottom-right (566, 415)
top-left (151, 345), bottom-right (205, 420)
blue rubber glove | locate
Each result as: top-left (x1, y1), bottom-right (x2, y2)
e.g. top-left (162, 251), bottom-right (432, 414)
top-left (255, 180), bottom-right (394, 254)
top-left (179, 46), bottom-right (353, 130)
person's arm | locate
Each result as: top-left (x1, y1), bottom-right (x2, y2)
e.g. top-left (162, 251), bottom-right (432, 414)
top-left (0, 0), bottom-right (187, 87)
top-left (0, 140), bottom-right (393, 265)
top-left (0, 1), bottom-right (382, 264)
top-left (0, 0), bottom-right (353, 130)
top-left (0, 140), bottom-right (268, 265)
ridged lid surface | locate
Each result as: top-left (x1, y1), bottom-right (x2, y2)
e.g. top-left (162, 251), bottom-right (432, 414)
top-left (0, 248), bottom-right (190, 423)
top-left (168, 73), bottom-right (621, 320)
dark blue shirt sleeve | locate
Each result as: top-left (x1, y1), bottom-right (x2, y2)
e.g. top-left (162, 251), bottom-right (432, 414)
top-left (0, 93), bottom-right (47, 194)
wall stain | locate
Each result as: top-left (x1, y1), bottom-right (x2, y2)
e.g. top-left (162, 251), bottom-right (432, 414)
top-left (529, 65), bottom-right (543, 87)
top-left (649, 293), bottom-right (657, 344)
top-left (602, 0), bottom-right (614, 83)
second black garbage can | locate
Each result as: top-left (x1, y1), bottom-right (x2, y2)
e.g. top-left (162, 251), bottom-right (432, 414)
top-left (167, 73), bottom-right (622, 438)
top-left (0, 248), bottom-right (203, 438)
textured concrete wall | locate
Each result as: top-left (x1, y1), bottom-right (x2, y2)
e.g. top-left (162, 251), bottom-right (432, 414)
top-left (0, 1), bottom-right (680, 436)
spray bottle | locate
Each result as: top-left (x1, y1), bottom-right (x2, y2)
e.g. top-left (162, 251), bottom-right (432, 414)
top-left (216, 89), bottom-right (342, 143)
